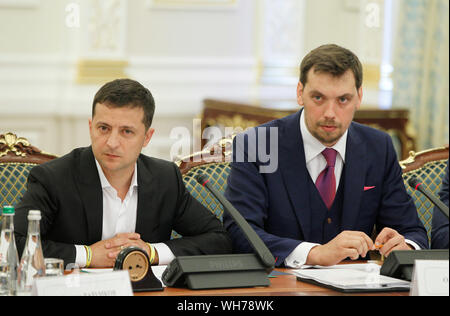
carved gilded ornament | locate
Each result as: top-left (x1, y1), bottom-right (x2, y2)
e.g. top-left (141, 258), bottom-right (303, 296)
top-left (399, 146), bottom-right (448, 170)
top-left (0, 133), bottom-right (45, 158)
top-left (175, 135), bottom-right (235, 167)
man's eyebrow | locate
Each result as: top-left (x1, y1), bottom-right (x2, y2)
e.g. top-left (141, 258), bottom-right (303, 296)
top-left (308, 90), bottom-right (355, 98)
top-left (338, 93), bottom-right (355, 99)
top-left (308, 90), bottom-right (324, 96)
top-left (96, 121), bottom-right (111, 127)
top-left (95, 122), bottom-right (137, 130)
top-left (120, 126), bottom-right (137, 130)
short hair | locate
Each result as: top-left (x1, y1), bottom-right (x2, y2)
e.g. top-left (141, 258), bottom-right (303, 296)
top-left (300, 44), bottom-right (363, 91)
top-left (92, 79), bottom-right (155, 130)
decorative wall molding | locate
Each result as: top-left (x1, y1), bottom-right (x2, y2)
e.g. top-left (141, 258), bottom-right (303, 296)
top-left (259, 0), bottom-right (306, 86)
top-left (128, 56), bottom-right (256, 83)
top-left (83, 0), bottom-right (128, 58)
top-left (76, 59), bottom-right (129, 84)
top-left (363, 63), bottom-right (381, 89)
top-left (0, 51), bottom-right (382, 117)
top-left (0, 52), bottom-right (259, 158)
top-left (0, 53), bottom-right (258, 116)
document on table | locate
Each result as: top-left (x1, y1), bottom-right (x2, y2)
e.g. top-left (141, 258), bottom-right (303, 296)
top-left (292, 263), bottom-right (410, 293)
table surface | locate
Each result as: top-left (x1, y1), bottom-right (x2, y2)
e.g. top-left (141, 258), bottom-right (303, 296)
top-left (136, 267), bottom-right (409, 297)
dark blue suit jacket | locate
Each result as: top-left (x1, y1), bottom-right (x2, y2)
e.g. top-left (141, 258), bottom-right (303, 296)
top-left (224, 110), bottom-right (428, 266)
top-left (431, 161), bottom-right (449, 249)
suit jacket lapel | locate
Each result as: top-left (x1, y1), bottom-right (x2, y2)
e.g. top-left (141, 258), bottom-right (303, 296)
top-left (341, 124), bottom-right (366, 230)
top-left (279, 110), bottom-right (313, 240)
top-left (135, 156), bottom-right (160, 242)
top-left (74, 147), bottom-right (103, 244)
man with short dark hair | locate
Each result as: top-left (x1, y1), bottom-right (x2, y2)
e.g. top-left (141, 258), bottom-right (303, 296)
top-left (15, 79), bottom-right (232, 268)
top-left (224, 44), bottom-right (428, 267)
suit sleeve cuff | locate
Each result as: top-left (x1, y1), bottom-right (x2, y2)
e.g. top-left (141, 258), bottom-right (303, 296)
top-left (284, 242), bottom-right (320, 268)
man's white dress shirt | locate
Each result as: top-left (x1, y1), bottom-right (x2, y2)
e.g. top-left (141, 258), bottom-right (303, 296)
top-left (74, 161), bottom-right (175, 267)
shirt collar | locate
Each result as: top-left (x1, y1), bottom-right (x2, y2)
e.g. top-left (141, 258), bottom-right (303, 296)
top-left (300, 110), bottom-right (347, 163)
top-left (95, 160), bottom-right (138, 190)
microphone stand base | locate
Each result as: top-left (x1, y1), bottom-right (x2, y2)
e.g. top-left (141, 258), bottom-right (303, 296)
top-left (162, 254), bottom-right (273, 290)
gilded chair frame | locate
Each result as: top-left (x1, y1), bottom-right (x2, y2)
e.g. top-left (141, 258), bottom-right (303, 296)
top-left (400, 145), bottom-right (449, 246)
top-left (0, 132), bottom-right (58, 207)
top-left (172, 137), bottom-right (234, 239)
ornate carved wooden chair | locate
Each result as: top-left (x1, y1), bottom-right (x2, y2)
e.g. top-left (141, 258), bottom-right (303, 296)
top-left (173, 137), bottom-right (233, 238)
top-left (0, 133), bottom-right (57, 207)
top-left (400, 145), bottom-right (449, 246)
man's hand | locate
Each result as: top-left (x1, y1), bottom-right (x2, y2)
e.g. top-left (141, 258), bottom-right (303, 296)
top-left (307, 231), bottom-right (374, 266)
top-left (89, 233), bottom-right (150, 268)
top-left (375, 227), bottom-right (413, 257)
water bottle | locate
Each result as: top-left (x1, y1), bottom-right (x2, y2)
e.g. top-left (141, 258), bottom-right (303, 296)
top-left (0, 206), bottom-right (19, 296)
top-left (17, 210), bottom-right (46, 296)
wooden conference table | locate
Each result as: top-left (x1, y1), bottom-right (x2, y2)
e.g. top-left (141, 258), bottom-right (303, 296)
top-left (137, 265), bottom-right (409, 297)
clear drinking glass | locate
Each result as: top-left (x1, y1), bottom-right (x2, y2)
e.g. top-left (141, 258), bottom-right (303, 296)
top-left (44, 258), bottom-right (64, 277)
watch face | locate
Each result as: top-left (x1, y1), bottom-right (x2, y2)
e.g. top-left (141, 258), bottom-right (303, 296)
top-left (123, 250), bottom-right (149, 282)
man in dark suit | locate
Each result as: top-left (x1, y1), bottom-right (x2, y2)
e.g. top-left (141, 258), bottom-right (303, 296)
top-left (431, 160), bottom-right (449, 249)
top-left (224, 44), bottom-right (428, 267)
top-left (15, 79), bottom-right (232, 268)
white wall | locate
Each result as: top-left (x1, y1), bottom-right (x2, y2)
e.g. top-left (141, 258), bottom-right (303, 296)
top-left (0, 0), bottom-right (386, 160)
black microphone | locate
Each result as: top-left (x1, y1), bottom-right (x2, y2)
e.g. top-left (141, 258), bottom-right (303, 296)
top-left (380, 176), bottom-right (449, 282)
top-left (408, 177), bottom-right (449, 219)
top-left (161, 174), bottom-right (276, 289)
top-left (196, 173), bottom-right (276, 268)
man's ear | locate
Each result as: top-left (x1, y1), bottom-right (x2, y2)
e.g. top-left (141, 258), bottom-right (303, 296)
top-left (297, 81), bottom-right (304, 106)
top-left (88, 119), bottom-right (93, 138)
top-left (356, 86), bottom-right (363, 110)
top-left (143, 128), bottom-right (155, 148)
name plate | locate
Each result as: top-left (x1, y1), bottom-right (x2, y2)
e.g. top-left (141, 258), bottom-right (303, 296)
top-left (32, 270), bottom-right (133, 296)
top-left (410, 260), bottom-right (449, 296)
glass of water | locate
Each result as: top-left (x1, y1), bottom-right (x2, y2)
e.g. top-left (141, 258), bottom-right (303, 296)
top-left (44, 258), bottom-right (64, 277)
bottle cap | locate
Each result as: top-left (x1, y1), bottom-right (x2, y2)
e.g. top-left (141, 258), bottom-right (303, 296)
top-left (28, 210), bottom-right (42, 221)
top-left (2, 205), bottom-right (15, 215)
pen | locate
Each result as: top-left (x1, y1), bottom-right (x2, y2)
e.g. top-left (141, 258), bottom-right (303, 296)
top-left (374, 244), bottom-right (383, 250)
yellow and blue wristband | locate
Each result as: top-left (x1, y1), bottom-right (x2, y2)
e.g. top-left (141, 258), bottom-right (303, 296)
top-left (84, 245), bottom-right (92, 268)
top-left (146, 243), bottom-right (156, 265)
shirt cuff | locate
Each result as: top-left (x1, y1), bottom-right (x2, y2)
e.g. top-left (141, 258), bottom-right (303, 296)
top-left (284, 242), bottom-right (320, 268)
top-left (152, 243), bottom-right (176, 265)
top-left (75, 244), bottom-right (87, 268)
top-left (405, 239), bottom-right (421, 250)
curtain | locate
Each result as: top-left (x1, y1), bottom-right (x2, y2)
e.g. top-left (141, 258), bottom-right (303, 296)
top-left (392, 0), bottom-right (449, 151)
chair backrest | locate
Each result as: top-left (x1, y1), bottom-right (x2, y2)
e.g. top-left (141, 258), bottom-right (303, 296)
top-left (174, 137), bottom-right (233, 239)
top-left (0, 133), bottom-right (57, 207)
top-left (400, 145), bottom-right (449, 246)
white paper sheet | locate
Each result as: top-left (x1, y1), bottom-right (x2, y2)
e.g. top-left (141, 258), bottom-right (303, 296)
top-left (293, 265), bottom-right (410, 291)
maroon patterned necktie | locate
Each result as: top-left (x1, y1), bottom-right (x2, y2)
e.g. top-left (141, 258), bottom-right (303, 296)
top-left (315, 148), bottom-right (338, 209)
